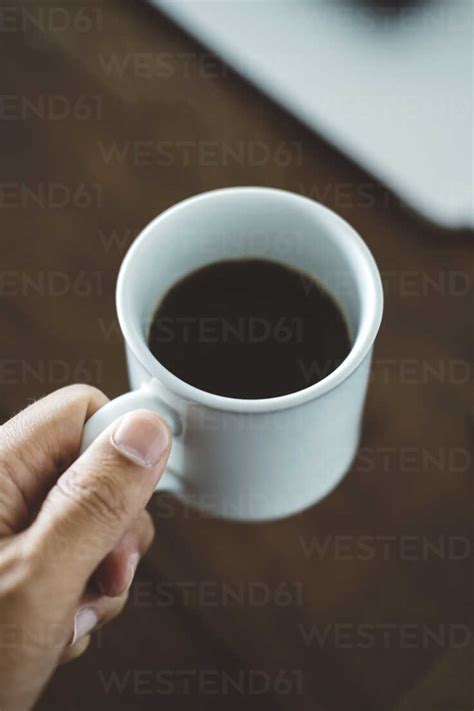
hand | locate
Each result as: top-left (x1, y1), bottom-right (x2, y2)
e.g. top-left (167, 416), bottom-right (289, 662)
top-left (0, 384), bottom-right (172, 710)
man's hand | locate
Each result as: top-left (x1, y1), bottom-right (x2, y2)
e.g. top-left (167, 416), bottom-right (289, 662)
top-left (0, 384), bottom-right (171, 710)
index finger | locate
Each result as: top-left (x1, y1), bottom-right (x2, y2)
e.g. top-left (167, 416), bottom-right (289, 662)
top-left (0, 384), bottom-right (108, 534)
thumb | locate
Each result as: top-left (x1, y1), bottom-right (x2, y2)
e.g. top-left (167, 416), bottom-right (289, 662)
top-left (27, 409), bottom-right (171, 594)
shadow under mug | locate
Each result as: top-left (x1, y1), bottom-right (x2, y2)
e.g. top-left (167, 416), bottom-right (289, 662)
top-left (81, 187), bottom-right (383, 521)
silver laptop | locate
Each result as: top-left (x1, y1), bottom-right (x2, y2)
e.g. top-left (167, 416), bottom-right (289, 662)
top-left (149, 0), bottom-right (473, 228)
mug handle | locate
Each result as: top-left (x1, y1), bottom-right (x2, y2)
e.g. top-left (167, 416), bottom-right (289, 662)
top-left (80, 382), bottom-right (183, 495)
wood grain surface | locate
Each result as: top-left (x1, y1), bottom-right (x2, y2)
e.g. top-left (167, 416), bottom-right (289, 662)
top-left (0, 1), bottom-right (472, 709)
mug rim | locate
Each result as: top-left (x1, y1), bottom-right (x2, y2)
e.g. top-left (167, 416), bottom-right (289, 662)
top-left (116, 186), bottom-right (383, 413)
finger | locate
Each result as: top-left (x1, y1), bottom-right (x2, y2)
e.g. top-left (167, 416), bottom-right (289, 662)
top-left (69, 591), bottom-right (129, 647)
top-left (28, 410), bottom-right (171, 597)
top-left (0, 384), bottom-right (108, 535)
top-left (92, 509), bottom-right (154, 597)
top-left (60, 588), bottom-right (130, 664)
top-left (59, 635), bottom-right (91, 665)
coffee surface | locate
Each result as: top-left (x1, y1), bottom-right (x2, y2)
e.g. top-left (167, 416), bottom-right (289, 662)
top-left (148, 259), bottom-right (351, 398)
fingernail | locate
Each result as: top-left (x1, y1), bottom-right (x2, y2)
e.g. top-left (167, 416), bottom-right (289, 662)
top-left (72, 608), bottom-right (98, 645)
top-left (126, 552), bottom-right (140, 591)
top-left (112, 412), bottom-right (170, 468)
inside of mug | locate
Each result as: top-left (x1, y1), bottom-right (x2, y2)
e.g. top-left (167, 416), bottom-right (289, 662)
top-left (120, 189), bottom-right (377, 364)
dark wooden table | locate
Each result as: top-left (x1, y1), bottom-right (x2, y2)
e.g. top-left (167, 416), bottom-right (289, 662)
top-left (1, 1), bottom-right (472, 709)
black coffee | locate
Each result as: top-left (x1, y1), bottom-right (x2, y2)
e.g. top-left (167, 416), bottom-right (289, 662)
top-left (148, 259), bottom-right (351, 399)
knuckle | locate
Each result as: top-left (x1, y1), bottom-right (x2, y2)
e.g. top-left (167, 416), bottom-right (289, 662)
top-left (0, 451), bottom-right (31, 531)
top-left (54, 464), bottom-right (127, 529)
top-left (0, 536), bottom-right (39, 603)
top-left (64, 383), bottom-right (108, 406)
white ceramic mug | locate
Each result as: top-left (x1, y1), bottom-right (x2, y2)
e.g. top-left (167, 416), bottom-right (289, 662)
top-left (81, 187), bottom-right (383, 521)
